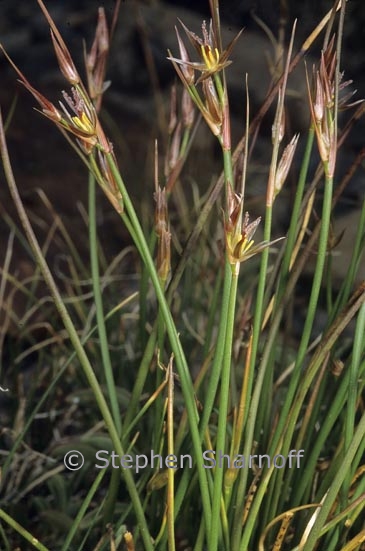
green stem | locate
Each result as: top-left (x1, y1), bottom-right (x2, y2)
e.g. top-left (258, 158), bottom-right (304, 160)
top-left (272, 279), bottom-right (365, 531)
top-left (263, 170), bottom-right (333, 527)
top-left (276, 128), bottom-right (315, 302)
top-left (0, 114), bottom-right (154, 551)
top-left (89, 161), bottom-right (123, 526)
top-left (62, 468), bottom-right (107, 551)
top-left (123, 324), bottom-right (158, 432)
top-left (105, 153), bottom-right (212, 529)
top-left (199, 260), bottom-right (232, 440)
top-left (195, 149), bottom-right (235, 445)
top-left (343, 301), bottom-right (365, 495)
top-left (331, 198), bottom-right (365, 318)
top-left (231, 205), bottom-right (273, 551)
top-left (209, 268), bottom-right (239, 551)
top-left (301, 409), bottom-right (365, 551)
top-left (293, 349), bottom-right (363, 505)
top-left (167, 361), bottom-right (176, 551)
top-left (0, 509), bottom-right (50, 551)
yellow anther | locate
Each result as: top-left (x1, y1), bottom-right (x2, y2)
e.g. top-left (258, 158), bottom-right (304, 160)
top-left (201, 45), bottom-right (220, 71)
top-left (71, 111), bottom-right (95, 134)
top-left (234, 237), bottom-right (255, 260)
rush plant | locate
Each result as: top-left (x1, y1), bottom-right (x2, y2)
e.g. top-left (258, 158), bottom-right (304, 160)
top-left (1, 1), bottom-right (364, 550)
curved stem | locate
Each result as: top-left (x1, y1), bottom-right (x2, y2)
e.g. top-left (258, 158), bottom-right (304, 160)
top-left (106, 152), bottom-right (212, 530)
top-left (0, 110), bottom-right (154, 551)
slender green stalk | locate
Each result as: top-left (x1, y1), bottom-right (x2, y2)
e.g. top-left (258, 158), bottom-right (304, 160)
top-left (292, 365), bottom-right (355, 504)
top-left (199, 260), bottom-right (232, 439)
top-left (332, 198), bottom-right (365, 316)
top-left (203, 268), bottom-right (223, 358)
top-left (343, 301), bottom-right (365, 494)
top-left (105, 153), bottom-right (212, 530)
top-left (231, 205), bottom-right (273, 551)
top-left (275, 128), bottom-right (315, 302)
top-left (88, 166), bottom-right (123, 525)
top-left (268, 168), bottom-right (334, 471)
top-left (193, 519), bottom-right (206, 551)
top-left (123, 323), bottom-right (158, 431)
top-left (139, 230), bottom-right (156, 348)
top-left (301, 409), bottom-right (365, 551)
top-left (167, 359), bottom-right (176, 551)
top-left (209, 268), bottom-right (239, 551)
top-left (0, 112), bottom-right (154, 551)
top-left (0, 509), bottom-right (50, 551)
top-left (199, 146), bottom-right (234, 439)
top-left (199, 131), bottom-right (237, 548)
top-left (61, 468), bottom-right (107, 551)
top-left (273, 282), bottom-right (365, 523)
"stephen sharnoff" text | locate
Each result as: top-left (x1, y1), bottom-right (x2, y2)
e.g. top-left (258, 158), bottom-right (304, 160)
top-left (95, 449), bottom-right (304, 473)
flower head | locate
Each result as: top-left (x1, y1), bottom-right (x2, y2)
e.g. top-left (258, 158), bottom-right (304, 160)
top-left (154, 186), bottom-right (171, 283)
top-left (306, 41), bottom-right (337, 177)
top-left (306, 36), bottom-right (363, 178)
top-left (1, 1), bottom-right (122, 214)
top-left (169, 20), bottom-right (242, 83)
top-left (225, 188), bottom-right (283, 269)
top-left (225, 209), bottom-right (261, 266)
top-left (168, 17), bottom-right (241, 144)
top-left (37, 0), bottom-right (80, 84)
top-left (274, 134), bottom-right (299, 197)
top-left (58, 88), bottom-right (98, 150)
top-left (85, 7), bottom-right (110, 112)
top-left (0, 12), bottom-right (99, 153)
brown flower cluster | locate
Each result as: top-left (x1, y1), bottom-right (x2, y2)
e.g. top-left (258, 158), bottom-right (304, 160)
top-left (306, 36), bottom-right (362, 178)
top-left (1, 0), bottom-right (122, 212)
top-left (224, 187), bottom-right (283, 270)
top-left (168, 18), bottom-right (242, 148)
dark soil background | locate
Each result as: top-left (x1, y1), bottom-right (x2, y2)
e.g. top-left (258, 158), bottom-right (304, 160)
top-left (2, 1), bottom-right (365, 83)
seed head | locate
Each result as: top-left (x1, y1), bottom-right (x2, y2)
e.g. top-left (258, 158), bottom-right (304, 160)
top-left (168, 19), bottom-right (242, 83)
top-left (85, 7), bottom-right (110, 111)
top-left (274, 134), bottom-right (299, 197)
top-left (225, 189), bottom-right (283, 269)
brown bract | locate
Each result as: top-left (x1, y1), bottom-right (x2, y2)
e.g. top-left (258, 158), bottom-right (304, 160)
top-left (0, 0), bottom-right (123, 214)
top-left (306, 36), bottom-right (363, 178)
top-left (37, 0), bottom-right (80, 85)
top-left (85, 7), bottom-right (110, 112)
